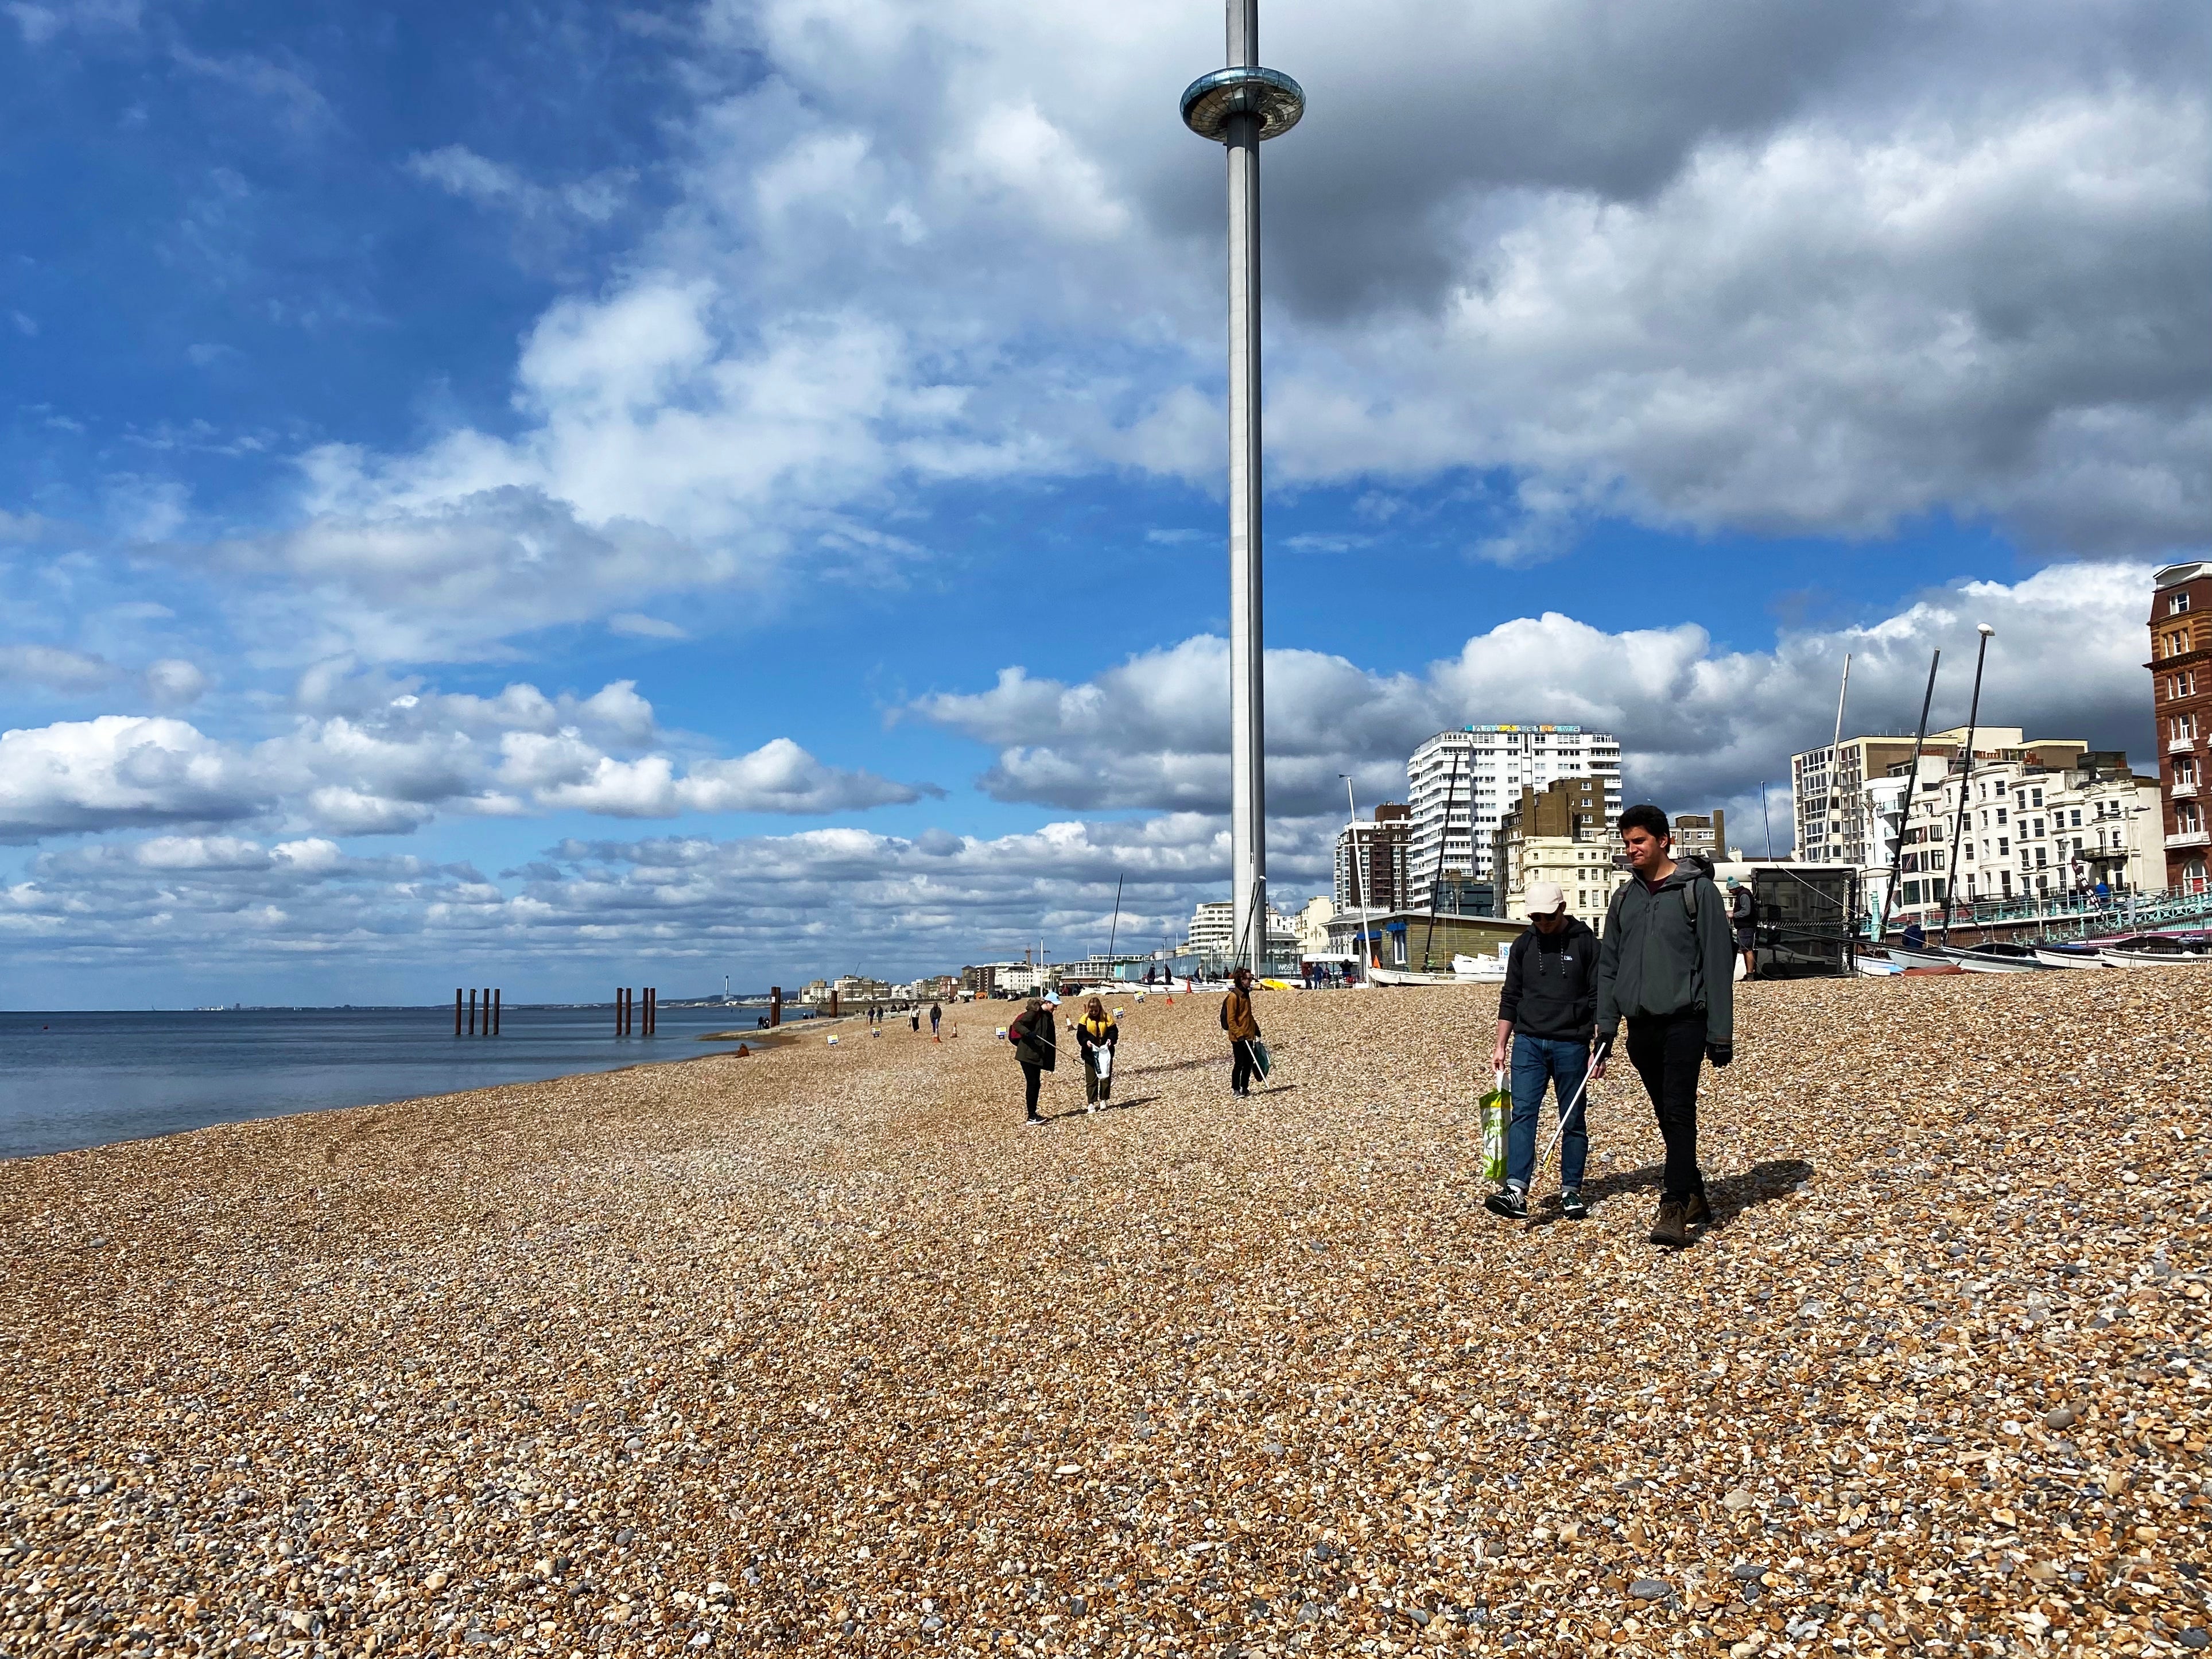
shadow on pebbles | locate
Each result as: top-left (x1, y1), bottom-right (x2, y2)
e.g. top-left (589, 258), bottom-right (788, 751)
top-left (2, 975), bottom-right (2207, 1655)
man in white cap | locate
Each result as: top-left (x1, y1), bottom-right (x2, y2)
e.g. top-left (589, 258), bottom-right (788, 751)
top-left (1485, 879), bottom-right (1601, 1221)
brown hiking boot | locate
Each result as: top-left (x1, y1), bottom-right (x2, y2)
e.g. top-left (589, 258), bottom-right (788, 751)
top-left (1649, 1200), bottom-right (1691, 1248)
top-left (1684, 1190), bottom-right (1712, 1228)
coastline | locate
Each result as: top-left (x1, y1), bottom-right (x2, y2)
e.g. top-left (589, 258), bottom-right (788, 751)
top-left (1, 978), bottom-right (2203, 1654)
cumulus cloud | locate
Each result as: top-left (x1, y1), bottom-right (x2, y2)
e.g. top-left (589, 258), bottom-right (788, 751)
top-left (0, 669), bottom-right (933, 843)
top-left (0, 715), bottom-right (265, 842)
top-left (142, 657), bottom-right (207, 707)
top-left (911, 561), bottom-right (2164, 818)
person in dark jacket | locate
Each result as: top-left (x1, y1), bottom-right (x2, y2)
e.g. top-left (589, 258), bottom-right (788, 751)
top-left (1485, 880), bottom-right (1600, 1222)
top-left (1007, 996), bottom-right (1057, 1124)
top-left (1220, 967), bottom-right (1262, 1096)
top-left (1726, 875), bottom-right (1757, 980)
top-left (1595, 803), bottom-right (1737, 1247)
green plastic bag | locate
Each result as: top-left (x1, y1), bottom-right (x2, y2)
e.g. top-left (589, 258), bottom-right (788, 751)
top-left (1250, 1038), bottom-right (1272, 1080)
top-left (1478, 1069), bottom-right (1509, 1184)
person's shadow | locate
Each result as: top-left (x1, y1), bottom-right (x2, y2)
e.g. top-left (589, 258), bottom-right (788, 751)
top-left (1531, 1157), bottom-right (1813, 1230)
top-left (1038, 1096), bottom-right (1161, 1121)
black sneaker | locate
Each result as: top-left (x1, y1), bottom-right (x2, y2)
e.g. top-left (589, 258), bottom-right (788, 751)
top-left (1559, 1188), bottom-right (1589, 1221)
top-left (1484, 1187), bottom-right (1528, 1220)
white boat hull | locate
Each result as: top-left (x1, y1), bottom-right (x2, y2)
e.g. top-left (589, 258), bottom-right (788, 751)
top-left (1948, 951), bottom-right (2046, 972)
top-left (2031, 948), bottom-right (2108, 969)
top-left (2101, 948), bottom-right (2212, 968)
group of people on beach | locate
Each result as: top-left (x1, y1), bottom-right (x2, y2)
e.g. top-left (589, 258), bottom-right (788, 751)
top-left (1003, 805), bottom-right (1730, 1247)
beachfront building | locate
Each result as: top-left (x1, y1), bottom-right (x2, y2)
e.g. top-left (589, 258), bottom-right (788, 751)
top-left (2151, 562), bottom-right (2212, 893)
top-left (1293, 896), bottom-right (1334, 957)
top-left (1491, 777), bottom-right (1625, 928)
top-left (1055, 953), bottom-right (1146, 987)
top-left (1187, 900), bottom-right (1297, 961)
top-left (1672, 811), bottom-right (1730, 864)
top-left (1406, 724), bottom-right (1621, 908)
top-left (1791, 734), bottom-right (1963, 866)
top-left (1333, 803), bottom-right (1412, 911)
top-left (1888, 743), bottom-right (2159, 922)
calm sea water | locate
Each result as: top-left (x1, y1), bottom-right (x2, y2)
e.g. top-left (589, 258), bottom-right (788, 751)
top-left (0, 1003), bottom-right (800, 1162)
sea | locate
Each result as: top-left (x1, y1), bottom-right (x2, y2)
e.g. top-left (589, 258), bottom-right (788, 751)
top-left (0, 1003), bottom-right (801, 1162)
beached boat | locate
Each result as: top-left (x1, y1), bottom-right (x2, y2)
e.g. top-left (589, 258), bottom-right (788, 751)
top-left (1945, 945), bottom-right (2047, 973)
top-left (1366, 965), bottom-right (1465, 987)
top-left (1885, 945), bottom-right (1956, 970)
top-left (1856, 955), bottom-right (1903, 976)
top-left (2101, 947), bottom-right (2212, 968)
top-left (2031, 946), bottom-right (2109, 969)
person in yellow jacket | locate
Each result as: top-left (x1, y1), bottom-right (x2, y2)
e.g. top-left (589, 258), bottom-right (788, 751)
top-left (1220, 967), bottom-right (1262, 1097)
top-left (1074, 997), bottom-right (1119, 1112)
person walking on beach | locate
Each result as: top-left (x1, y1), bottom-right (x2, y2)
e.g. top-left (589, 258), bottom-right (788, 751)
top-left (1221, 967), bottom-right (1262, 1097)
top-left (1484, 880), bottom-right (1598, 1222)
top-left (1595, 804), bottom-right (1735, 1249)
top-left (1726, 876), bottom-right (1757, 981)
top-left (1007, 996), bottom-right (1057, 1125)
top-left (929, 1001), bottom-right (942, 1038)
top-left (1074, 996), bottom-right (1119, 1112)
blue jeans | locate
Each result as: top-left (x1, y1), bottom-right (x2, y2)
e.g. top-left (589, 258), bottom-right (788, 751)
top-left (1508, 1034), bottom-right (1590, 1192)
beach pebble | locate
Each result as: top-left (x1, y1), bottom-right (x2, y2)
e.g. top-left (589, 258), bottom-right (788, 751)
top-left (1630, 1578), bottom-right (1672, 1600)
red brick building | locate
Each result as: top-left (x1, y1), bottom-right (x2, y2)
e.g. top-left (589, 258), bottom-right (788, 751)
top-left (2150, 562), bottom-right (2212, 893)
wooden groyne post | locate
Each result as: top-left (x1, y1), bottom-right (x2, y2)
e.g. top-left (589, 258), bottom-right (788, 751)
top-left (770, 986), bottom-right (782, 1027)
top-left (615, 987), bottom-right (657, 1037)
top-left (457, 989), bottom-right (502, 1035)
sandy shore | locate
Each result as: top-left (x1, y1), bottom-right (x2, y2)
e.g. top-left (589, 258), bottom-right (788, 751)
top-left (2, 976), bottom-right (2206, 1657)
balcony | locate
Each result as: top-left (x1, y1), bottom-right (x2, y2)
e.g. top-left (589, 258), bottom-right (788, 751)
top-left (2166, 830), bottom-right (2210, 850)
top-left (2171, 735), bottom-right (2200, 754)
top-left (2174, 780), bottom-right (2200, 800)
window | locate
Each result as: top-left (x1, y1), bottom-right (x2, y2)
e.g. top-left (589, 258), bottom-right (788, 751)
top-left (1999, 837), bottom-right (2010, 854)
top-left (2176, 712), bottom-right (2200, 742)
top-left (2165, 630), bottom-right (2192, 658)
top-left (2070, 808), bottom-right (2082, 827)
top-left (2174, 592), bottom-right (2193, 615)
top-left (2034, 817), bottom-right (2045, 838)
top-left (2032, 788), bottom-right (2043, 807)
top-left (1996, 807), bottom-right (2007, 825)
top-left (2000, 871), bottom-right (2013, 897)
top-left (2036, 847), bottom-right (2048, 868)
top-left (2179, 802), bottom-right (2205, 835)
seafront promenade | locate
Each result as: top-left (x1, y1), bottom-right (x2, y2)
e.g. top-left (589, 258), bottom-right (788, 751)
top-left (2, 978), bottom-right (2205, 1656)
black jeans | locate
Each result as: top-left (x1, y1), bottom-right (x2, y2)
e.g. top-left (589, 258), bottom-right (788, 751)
top-left (1625, 1011), bottom-right (1706, 1203)
top-left (1229, 1039), bottom-right (1257, 1093)
top-left (1021, 1063), bottom-right (1043, 1117)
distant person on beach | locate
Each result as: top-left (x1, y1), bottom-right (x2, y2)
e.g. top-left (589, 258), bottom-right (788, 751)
top-left (1902, 917), bottom-right (1926, 951)
top-left (1075, 997), bottom-right (1119, 1111)
top-left (1221, 967), bottom-right (1262, 1098)
top-left (1008, 997), bottom-right (1057, 1125)
top-left (1595, 804), bottom-right (1734, 1250)
top-left (1726, 876), bottom-right (1757, 980)
top-left (1485, 880), bottom-right (1597, 1223)
top-left (910, 1009), bottom-right (921, 1033)
top-left (929, 1001), bottom-right (942, 1037)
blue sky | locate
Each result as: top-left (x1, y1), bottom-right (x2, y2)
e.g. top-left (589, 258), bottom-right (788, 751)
top-left (2, 0), bottom-right (2206, 1006)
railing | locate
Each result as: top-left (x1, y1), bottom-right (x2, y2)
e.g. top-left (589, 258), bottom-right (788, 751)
top-left (2172, 781), bottom-right (2199, 799)
top-left (1884, 883), bottom-right (2212, 941)
top-left (2166, 830), bottom-right (2210, 850)
top-left (2171, 735), bottom-right (2199, 753)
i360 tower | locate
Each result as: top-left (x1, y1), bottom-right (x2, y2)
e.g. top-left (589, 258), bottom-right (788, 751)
top-left (1181, 1), bottom-right (1303, 968)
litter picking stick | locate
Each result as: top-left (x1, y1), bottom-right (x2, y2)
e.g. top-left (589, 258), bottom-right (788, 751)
top-left (1534, 1064), bottom-right (1595, 1180)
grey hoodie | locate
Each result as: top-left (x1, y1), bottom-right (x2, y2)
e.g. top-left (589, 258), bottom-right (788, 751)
top-left (1594, 861), bottom-right (1735, 1045)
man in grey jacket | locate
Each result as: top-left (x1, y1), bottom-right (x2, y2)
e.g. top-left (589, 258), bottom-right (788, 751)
top-left (1594, 803), bottom-right (1736, 1247)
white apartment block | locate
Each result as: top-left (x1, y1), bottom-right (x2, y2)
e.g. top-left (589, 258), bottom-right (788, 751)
top-left (1497, 837), bottom-right (1630, 929)
top-left (1187, 900), bottom-right (1297, 957)
top-left (1406, 724), bottom-right (1622, 902)
top-left (1891, 755), bottom-right (2161, 916)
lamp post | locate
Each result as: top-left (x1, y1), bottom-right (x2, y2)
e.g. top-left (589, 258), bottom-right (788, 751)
top-left (1183, 1), bottom-right (1303, 972)
top-left (1940, 623), bottom-right (1996, 945)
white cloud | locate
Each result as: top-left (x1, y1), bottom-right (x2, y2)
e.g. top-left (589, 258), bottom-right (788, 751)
top-left (0, 670), bottom-right (933, 843)
top-left (0, 715), bottom-right (263, 842)
top-left (911, 561), bottom-right (2164, 817)
top-left (142, 657), bottom-right (207, 707)
top-left (406, 144), bottom-right (636, 225)
top-left (0, 644), bottom-right (117, 695)
top-left (6, 0), bottom-right (138, 45)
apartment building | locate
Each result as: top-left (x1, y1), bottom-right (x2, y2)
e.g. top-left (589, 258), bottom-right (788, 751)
top-left (1406, 724), bottom-right (1621, 905)
top-left (1188, 901), bottom-right (1297, 958)
top-left (1491, 777), bottom-right (1625, 928)
top-left (1791, 733), bottom-right (1965, 865)
top-left (1889, 748), bottom-right (2159, 916)
top-left (1333, 803), bottom-right (1412, 911)
top-left (2151, 562), bottom-right (2212, 892)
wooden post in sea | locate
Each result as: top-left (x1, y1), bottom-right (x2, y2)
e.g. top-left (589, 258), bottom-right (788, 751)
top-left (455, 989), bottom-right (463, 1036)
top-left (468, 988), bottom-right (478, 1036)
top-left (770, 986), bottom-right (782, 1027)
top-left (644, 987), bottom-right (656, 1037)
top-left (492, 989), bottom-right (500, 1036)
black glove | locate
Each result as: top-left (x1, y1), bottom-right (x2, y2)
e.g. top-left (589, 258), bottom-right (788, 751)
top-left (1592, 1033), bottom-right (1614, 1065)
top-left (1706, 1041), bottom-right (1733, 1068)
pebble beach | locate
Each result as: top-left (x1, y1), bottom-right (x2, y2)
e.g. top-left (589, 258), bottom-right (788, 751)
top-left (2, 975), bottom-right (2207, 1658)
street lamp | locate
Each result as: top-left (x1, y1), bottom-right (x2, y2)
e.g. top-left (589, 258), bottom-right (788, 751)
top-left (1183, 2), bottom-right (1304, 971)
top-left (1940, 623), bottom-right (1996, 946)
